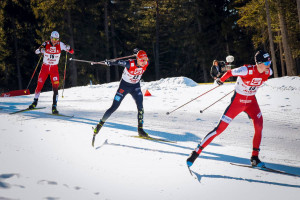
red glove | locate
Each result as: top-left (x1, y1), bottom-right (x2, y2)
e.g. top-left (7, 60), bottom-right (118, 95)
top-left (68, 48), bottom-right (74, 54)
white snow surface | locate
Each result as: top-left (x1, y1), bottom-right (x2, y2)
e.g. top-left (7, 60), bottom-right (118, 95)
top-left (0, 76), bottom-right (300, 200)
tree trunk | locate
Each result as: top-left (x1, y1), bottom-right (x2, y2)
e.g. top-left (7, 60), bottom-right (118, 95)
top-left (297, 0), bottom-right (300, 28)
top-left (104, 1), bottom-right (111, 82)
top-left (196, 3), bottom-right (208, 82)
top-left (265, 0), bottom-right (278, 77)
top-left (277, 0), bottom-right (297, 76)
top-left (13, 22), bottom-right (22, 89)
top-left (225, 33), bottom-right (230, 55)
top-left (67, 10), bottom-right (77, 86)
top-left (111, 17), bottom-right (119, 81)
top-left (155, 0), bottom-right (160, 80)
top-left (278, 31), bottom-right (286, 76)
top-left (201, 53), bottom-right (208, 83)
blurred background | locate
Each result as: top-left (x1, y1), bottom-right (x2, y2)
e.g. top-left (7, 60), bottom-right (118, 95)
top-left (0, 0), bottom-right (299, 93)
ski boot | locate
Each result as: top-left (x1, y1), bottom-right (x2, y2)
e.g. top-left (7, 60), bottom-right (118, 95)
top-left (92, 121), bottom-right (104, 147)
top-left (28, 98), bottom-right (38, 109)
top-left (187, 151), bottom-right (199, 167)
top-left (251, 156), bottom-right (265, 167)
top-left (138, 127), bottom-right (149, 137)
top-left (52, 105), bottom-right (59, 114)
top-left (94, 121), bottom-right (104, 135)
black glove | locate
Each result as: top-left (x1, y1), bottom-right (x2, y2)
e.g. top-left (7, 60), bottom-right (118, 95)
top-left (133, 48), bottom-right (140, 54)
top-left (104, 59), bottom-right (111, 66)
top-left (216, 78), bottom-right (223, 86)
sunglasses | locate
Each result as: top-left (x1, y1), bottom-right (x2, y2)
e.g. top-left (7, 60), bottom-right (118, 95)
top-left (51, 37), bottom-right (59, 41)
top-left (263, 61), bottom-right (271, 66)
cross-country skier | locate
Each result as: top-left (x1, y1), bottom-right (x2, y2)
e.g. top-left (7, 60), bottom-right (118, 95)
top-left (93, 49), bottom-right (150, 137)
top-left (187, 50), bottom-right (273, 168)
top-left (28, 31), bottom-right (74, 114)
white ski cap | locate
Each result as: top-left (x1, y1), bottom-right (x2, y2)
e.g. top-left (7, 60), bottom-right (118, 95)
top-left (51, 31), bottom-right (59, 39)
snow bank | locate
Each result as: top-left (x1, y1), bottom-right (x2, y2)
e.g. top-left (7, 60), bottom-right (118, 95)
top-left (263, 76), bottom-right (300, 92)
top-left (141, 77), bottom-right (198, 90)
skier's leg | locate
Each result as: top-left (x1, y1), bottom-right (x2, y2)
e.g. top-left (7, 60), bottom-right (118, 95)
top-left (29, 65), bottom-right (49, 108)
top-left (131, 85), bottom-right (147, 136)
top-left (101, 87), bottom-right (127, 122)
top-left (187, 92), bottom-right (243, 166)
top-left (198, 94), bottom-right (243, 153)
top-left (245, 98), bottom-right (264, 167)
top-left (50, 66), bottom-right (60, 114)
top-left (94, 82), bottom-right (128, 135)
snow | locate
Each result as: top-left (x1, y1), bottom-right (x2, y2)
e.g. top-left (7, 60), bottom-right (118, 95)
top-left (0, 76), bottom-right (300, 200)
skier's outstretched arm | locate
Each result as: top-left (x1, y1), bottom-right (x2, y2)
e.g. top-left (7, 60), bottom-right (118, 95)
top-left (105, 60), bottom-right (130, 69)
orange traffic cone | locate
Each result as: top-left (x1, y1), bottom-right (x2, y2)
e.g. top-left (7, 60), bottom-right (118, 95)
top-left (144, 89), bottom-right (152, 96)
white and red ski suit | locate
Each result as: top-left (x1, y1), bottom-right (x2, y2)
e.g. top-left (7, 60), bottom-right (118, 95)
top-left (34, 41), bottom-right (73, 104)
top-left (195, 65), bottom-right (273, 157)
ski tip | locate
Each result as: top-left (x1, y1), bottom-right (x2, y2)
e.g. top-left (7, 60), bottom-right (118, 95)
top-left (200, 110), bottom-right (203, 113)
top-left (166, 112), bottom-right (170, 115)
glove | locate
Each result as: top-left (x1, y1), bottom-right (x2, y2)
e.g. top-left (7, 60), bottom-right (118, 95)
top-left (216, 78), bottom-right (223, 86)
top-left (133, 48), bottom-right (140, 54)
top-left (68, 49), bottom-right (74, 54)
top-left (40, 48), bottom-right (45, 54)
top-left (104, 59), bottom-right (111, 66)
top-left (66, 45), bottom-right (70, 50)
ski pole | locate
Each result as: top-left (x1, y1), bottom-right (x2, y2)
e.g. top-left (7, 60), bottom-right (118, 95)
top-left (62, 53), bottom-right (68, 98)
top-left (200, 90), bottom-right (234, 113)
top-left (69, 58), bottom-right (96, 64)
top-left (91, 54), bottom-right (137, 65)
top-left (166, 85), bottom-right (221, 115)
top-left (69, 54), bottom-right (136, 66)
top-left (25, 55), bottom-right (43, 92)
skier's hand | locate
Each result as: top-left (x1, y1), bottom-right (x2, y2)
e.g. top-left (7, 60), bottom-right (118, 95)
top-left (66, 45), bottom-right (71, 50)
top-left (105, 59), bottom-right (111, 66)
top-left (133, 48), bottom-right (139, 54)
top-left (68, 49), bottom-right (74, 54)
top-left (216, 78), bottom-right (223, 86)
top-left (40, 48), bottom-right (45, 54)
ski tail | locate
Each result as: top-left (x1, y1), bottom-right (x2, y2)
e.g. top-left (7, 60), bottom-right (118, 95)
top-left (9, 107), bottom-right (46, 115)
top-left (48, 113), bottom-right (74, 118)
top-left (230, 162), bottom-right (300, 177)
top-left (130, 135), bottom-right (176, 143)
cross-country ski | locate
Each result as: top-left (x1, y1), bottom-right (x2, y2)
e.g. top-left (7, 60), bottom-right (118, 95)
top-left (9, 107), bottom-right (46, 115)
top-left (230, 162), bottom-right (300, 178)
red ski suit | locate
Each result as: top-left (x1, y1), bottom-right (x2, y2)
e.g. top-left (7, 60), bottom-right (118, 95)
top-left (34, 41), bottom-right (73, 103)
top-left (195, 65), bottom-right (273, 156)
